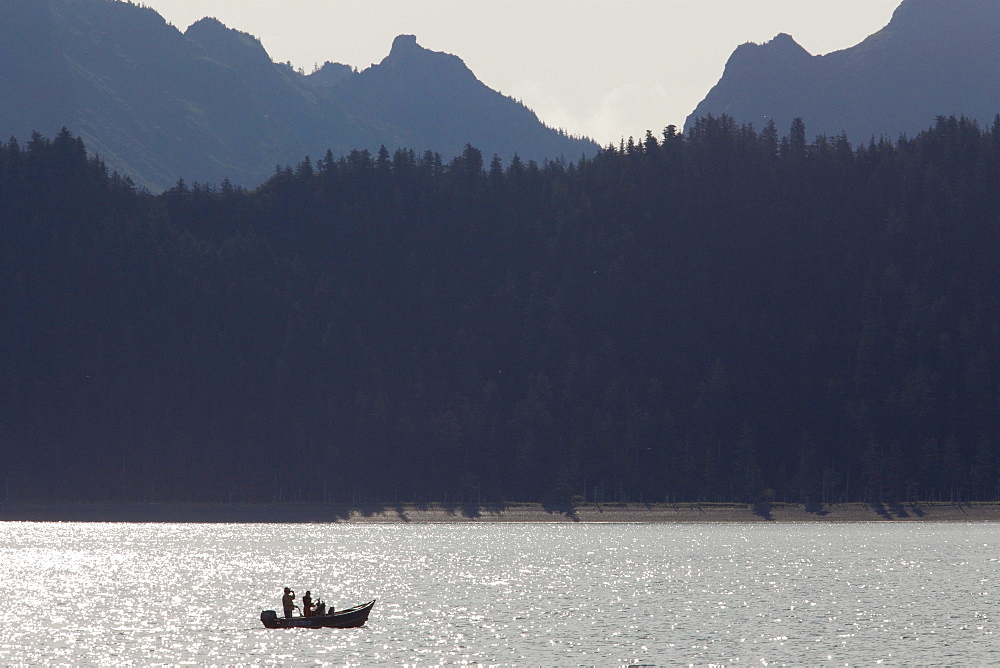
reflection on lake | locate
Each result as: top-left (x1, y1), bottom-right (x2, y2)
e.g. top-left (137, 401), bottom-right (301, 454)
top-left (0, 521), bottom-right (997, 664)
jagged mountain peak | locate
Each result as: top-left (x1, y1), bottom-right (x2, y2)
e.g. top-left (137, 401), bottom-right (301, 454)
top-left (331, 33), bottom-right (595, 163)
top-left (725, 32), bottom-right (812, 78)
top-left (186, 15), bottom-right (228, 32)
top-left (372, 34), bottom-right (476, 83)
top-left (732, 32), bottom-right (808, 54)
top-left (389, 34), bottom-right (419, 56)
top-left (185, 16), bottom-right (271, 70)
top-left (732, 33), bottom-right (811, 60)
top-left (763, 32), bottom-right (809, 54)
top-left (687, 0), bottom-right (1000, 142)
top-left (307, 61), bottom-right (355, 88)
top-left (0, 2), bottom-right (596, 190)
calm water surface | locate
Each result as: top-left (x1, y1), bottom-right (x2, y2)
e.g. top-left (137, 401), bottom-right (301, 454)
top-left (0, 521), bottom-right (998, 665)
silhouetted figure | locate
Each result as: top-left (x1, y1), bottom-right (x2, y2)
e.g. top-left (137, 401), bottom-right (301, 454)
top-left (302, 590), bottom-right (314, 617)
top-left (314, 600), bottom-right (327, 617)
top-left (281, 587), bottom-right (297, 618)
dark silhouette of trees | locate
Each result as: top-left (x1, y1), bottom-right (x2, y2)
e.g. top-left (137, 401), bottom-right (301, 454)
top-left (4, 116), bottom-right (1000, 505)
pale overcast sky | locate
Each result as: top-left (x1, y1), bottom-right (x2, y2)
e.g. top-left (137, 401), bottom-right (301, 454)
top-left (141, 0), bottom-right (902, 146)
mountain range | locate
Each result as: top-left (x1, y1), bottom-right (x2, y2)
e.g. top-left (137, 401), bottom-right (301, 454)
top-left (688, 0), bottom-right (1000, 141)
top-left (0, 0), bottom-right (597, 191)
top-left (4, 0), bottom-right (1000, 192)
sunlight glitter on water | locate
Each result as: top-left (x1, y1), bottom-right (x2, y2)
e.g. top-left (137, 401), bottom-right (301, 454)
top-left (0, 522), bottom-right (999, 664)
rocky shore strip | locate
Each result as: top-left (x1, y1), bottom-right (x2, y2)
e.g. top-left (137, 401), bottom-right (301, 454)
top-left (2, 501), bottom-right (999, 523)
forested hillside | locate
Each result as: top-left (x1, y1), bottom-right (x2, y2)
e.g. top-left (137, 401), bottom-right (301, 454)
top-left (4, 117), bottom-right (1000, 506)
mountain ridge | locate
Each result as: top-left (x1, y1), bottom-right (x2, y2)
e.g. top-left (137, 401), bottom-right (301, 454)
top-left (0, 0), bottom-right (596, 190)
top-left (686, 0), bottom-right (1000, 141)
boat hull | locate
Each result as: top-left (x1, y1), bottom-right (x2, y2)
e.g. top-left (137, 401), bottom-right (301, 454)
top-left (260, 600), bottom-right (375, 629)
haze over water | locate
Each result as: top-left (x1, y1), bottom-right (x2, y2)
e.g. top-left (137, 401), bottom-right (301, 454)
top-left (1, 522), bottom-right (997, 664)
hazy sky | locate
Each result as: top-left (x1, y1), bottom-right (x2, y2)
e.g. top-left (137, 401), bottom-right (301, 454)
top-left (141, 0), bottom-right (903, 146)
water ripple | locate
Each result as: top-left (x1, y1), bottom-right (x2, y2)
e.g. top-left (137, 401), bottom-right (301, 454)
top-left (0, 522), bottom-right (997, 664)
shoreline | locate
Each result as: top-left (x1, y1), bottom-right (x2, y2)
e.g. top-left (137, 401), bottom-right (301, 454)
top-left (2, 501), bottom-right (1000, 523)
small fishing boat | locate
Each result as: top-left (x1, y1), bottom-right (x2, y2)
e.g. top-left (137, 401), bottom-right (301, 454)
top-left (260, 599), bottom-right (375, 629)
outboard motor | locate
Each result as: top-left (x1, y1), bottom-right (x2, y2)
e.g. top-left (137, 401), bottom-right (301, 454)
top-left (260, 610), bottom-right (279, 628)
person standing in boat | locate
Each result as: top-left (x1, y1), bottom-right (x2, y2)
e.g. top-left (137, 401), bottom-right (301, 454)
top-left (302, 590), bottom-right (314, 617)
top-left (281, 587), bottom-right (298, 618)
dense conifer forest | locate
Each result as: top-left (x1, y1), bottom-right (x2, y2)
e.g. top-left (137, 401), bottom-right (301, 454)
top-left (3, 116), bottom-right (1000, 506)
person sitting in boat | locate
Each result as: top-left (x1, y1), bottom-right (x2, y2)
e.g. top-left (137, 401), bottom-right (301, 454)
top-left (281, 587), bottom-right (298, 618)
top-left (314, 599), bottom-right (326, 617)
top-left (302, 590), bottom-right (314, 617)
